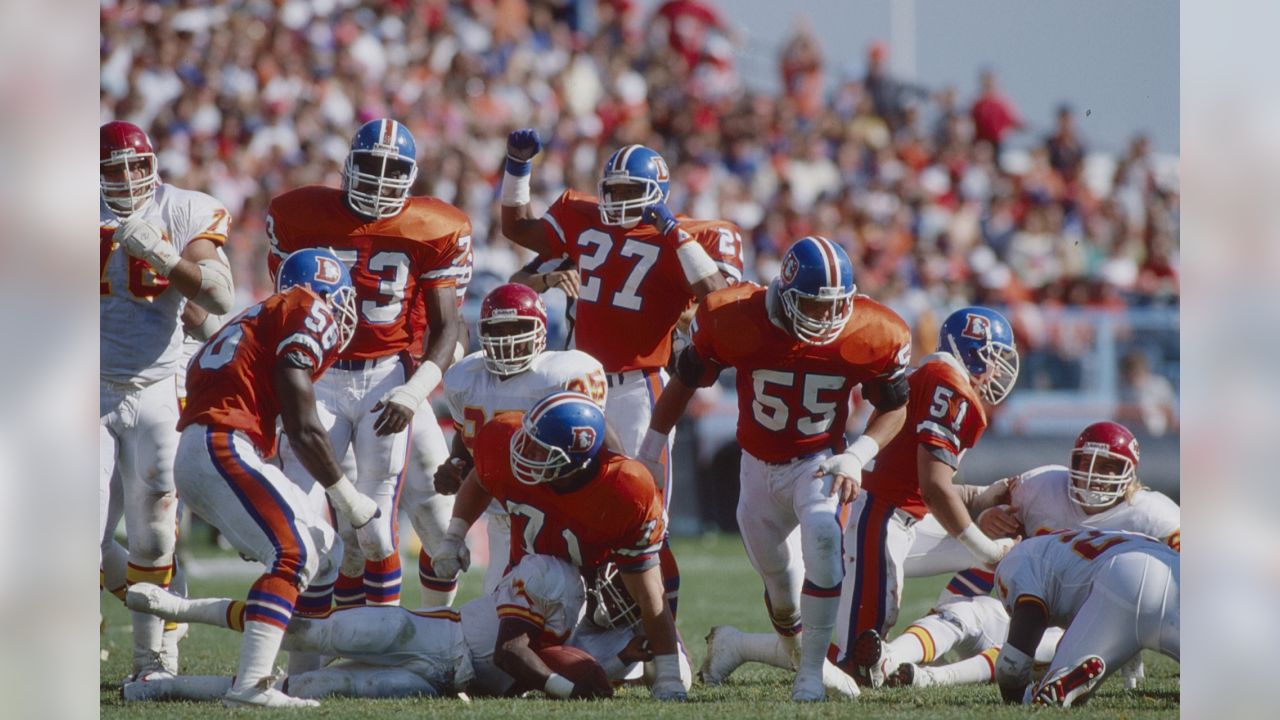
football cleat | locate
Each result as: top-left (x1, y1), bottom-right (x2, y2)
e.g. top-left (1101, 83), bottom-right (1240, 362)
top-left (125, 582), bottom-right (179, 617)
top-left (698, 626), bottom-right (746, 686)
top-left (791, 669), bottom-right (826, 702)
top-left (849, 628), bottom-right (895, 689)
top-left (886, 662), bottom-right (939, 688)
top-left (821, 659), bottom-right (861, 698)
top-left (1032, 656), bottom-right (1106, 708)
top-left (224, 685), bottom-right (320, 709)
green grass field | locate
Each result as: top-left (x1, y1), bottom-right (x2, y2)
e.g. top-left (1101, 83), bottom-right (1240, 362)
top-left (101, 533), bottom-right (1178, 718)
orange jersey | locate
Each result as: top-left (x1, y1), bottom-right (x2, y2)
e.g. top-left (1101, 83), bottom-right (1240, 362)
top-left (862, 353), bottom-right (989, 518)
top-left (473, 413), bottom-right (666, 573)
top-left (690, 283), bottom-right (911, 464)
top-left (541, 189), bottom-right (744, 372)
top-left (179, 286), bottom-right (343, 457)
top-left (266, 186), bottom-right (471, 359)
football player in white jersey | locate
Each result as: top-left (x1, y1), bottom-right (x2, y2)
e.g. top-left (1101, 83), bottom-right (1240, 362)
top-left (432, 283), bottom-right (608, 595)
top-left (99, 120), bottom-right (235, 679)
top-left (864, 420), bottom-right (1179, 691)
top-left (993, 530), bottom-right (1179, 707)
top-left (121, 554), bottom-right (643, 701)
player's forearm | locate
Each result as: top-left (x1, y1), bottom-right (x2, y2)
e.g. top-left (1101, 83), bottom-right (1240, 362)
top-left (493, 629), bottom-right (556, 690)
top-left (621, 566), bottom-right (678, 656)
top-left (649, 377), bottom-right (696, 436)
top-left (450, 472), bottom-right (492, 528)
top-left (861, 404), bottom-right (907, 448)
top-left (510, 268), bottom-right (544, 292)
top-left (687, 271), bottom-right (727, 300)
top-left (918, 450), bottom-right (973, 537)
top-left (500, 206), bottom-right (551, 257)
top-left (275, 366), bottom-right (344, 488)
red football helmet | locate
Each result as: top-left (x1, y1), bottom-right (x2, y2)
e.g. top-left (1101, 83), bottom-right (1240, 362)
top-left (101, 121), bottom-right (158, 217)
top-left (1068, 421), bottom-right (1140, 509)
top-left (479, 283), bottom-right (547, 377)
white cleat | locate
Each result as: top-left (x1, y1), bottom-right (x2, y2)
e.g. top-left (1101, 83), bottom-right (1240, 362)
top-left (887, 662), bottom-right (937, 688)
top-left (791, 670), bottom-right (826, 702)
top-left (821, 659), bottom-right (861, 698)
top-left (125, 583), bottom-right (181, 618)
top-left (223, 685), bottom-right (320, 709)
top-left (850, 629), bottom-right (895, 688)
top-left (699, 626), bottom-right (746, 685)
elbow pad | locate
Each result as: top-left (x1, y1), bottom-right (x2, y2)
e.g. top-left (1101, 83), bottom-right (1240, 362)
top-left (673, 345), bottom-right (722, 388)
top-left (195, 258), bottom-right (234, 314)
top-left (187, 311), bottom-right (223, 342)
top-left (864, 374), bottom-right (909, 411)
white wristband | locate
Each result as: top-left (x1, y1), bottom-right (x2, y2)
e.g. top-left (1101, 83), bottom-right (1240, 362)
top-left (958, 523), bottom-right (1005, 566)
top-left (501, 170), bottom-right (531, 207)
top-left (638, 428), bottom-right (669, 464)
top-left (444, 517), bottom-right (470, 544)
top-left (325, 475), bottom-right (361, 513)
top-left (846, 434), bottom-right (881, 466)
top-left (543, 672), bottom-right (574, 699)
top-left (675, 240), bottom-right (718, 285)
top-left (147, 240), bottom-right (182, 276)
top-left (995, 643), bottom-right (1034, 688)
top-left (393, 360), bottom-right (443, 410)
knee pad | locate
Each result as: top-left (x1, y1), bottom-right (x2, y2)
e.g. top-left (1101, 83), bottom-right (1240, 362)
top-left (799, 514), bottom-right (844, 588)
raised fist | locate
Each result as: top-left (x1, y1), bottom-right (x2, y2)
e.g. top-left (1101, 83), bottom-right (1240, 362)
top-left (506, 128), bottom-right (543, 164)
top-left (641, 201), bottom-right (680, 236)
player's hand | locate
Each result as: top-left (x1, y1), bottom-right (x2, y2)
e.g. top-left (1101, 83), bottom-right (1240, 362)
top-left (640, 201), bottom-right (680, 237)
top-left (544, 269), bottom-right (580, 298)
top-left (983, 537), bottom-right (1018, 570)
top-left (115, 214), bottom-right (180, 275)
top-left (371, 386), bottom-right (421, 436)
top-left (325, 478), bottom-right (381, 528)
top-left (977, 504), bottom-right (1023, 539)
top-left (433, 457), bottom-right (470, 495)
top-left (506, 128), bottom-right (542, 163)
top-left (619, 636), bottom-right (655, 665)
top-left (432, 535), bottom-right (471, 579)
top-left (814, 452), bottom-right (864, 504)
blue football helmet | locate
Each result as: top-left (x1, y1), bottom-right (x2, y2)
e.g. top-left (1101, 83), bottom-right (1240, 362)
top-left (598, 145), bottom-right (670, 227)
top-left (938, 306), bottom-right (1020, 405)
top-left (772, 236), bottom-right (857, 345)
top-left (343, 118), bottom-right (418, 219)
top-left (276, 248), bottom-right (359, 352)
top-left (510, 391), bottom-right (606, 485)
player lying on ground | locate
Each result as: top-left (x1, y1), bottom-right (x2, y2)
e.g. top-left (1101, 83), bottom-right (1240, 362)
top-left (856, 420), bottom-right (1179, 690)
top-left (994, 530), bottom-right (1179, 707)
top-left (122, 554), bottom-right (650, 701)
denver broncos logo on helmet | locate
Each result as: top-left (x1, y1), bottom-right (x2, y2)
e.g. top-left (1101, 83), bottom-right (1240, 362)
top-left (315, 256), bottom-right (343, 284)
top-left (961, 313), bottom-right (991, 341)
top-left (780, 254), bottom-right (799, 284)
top-left (652, 156), bottom-right (670, 183)
top-left (570, 426), bottom-right (598, 453)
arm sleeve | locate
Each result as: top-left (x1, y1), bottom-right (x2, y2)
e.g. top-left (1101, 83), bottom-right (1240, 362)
top-left (274, 297), bottom-right (335, 369)
top-left (419, 221), bottom-right (474, 288)
top-left (611, 481), bottom-right (667, 573)
top-left (862, 336), bottom-right (912, 411)
top-left (539, 192), bottom-right (579, 259)
top-left (699, 223), bottom-right (745, 284)
top-left (676, 303), bottom-right (728, 387)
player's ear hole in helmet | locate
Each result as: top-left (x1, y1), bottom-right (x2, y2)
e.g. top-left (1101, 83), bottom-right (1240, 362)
top-left (598, 145), bottom-right (670, 227)
top-left (510, 391), bottom-right (606, 485)
top-left (276, 248), bottom-right (359, 353)
top-left (771, 236), bottom-right (857, 345)
top-left (343, 118), bottom-right (419, 219)
top-left (1068, 421), bottom-right (1141, 510)
top-left (479, 284), bottom-right (549, 377)
top-left (938, 306), bottom-right (1020, 405)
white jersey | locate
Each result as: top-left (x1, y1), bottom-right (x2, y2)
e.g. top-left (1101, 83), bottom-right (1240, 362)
top-left (460, 554), bottom-right (587, 696)
top-left (995, 530), bottom-right (1175, 626)
top-left (443, 349), bottom-right (607, 439)
top-left (1009, 465), bottom-right (1180, 550)
top-left (100, 184), bottom-right (230, 384)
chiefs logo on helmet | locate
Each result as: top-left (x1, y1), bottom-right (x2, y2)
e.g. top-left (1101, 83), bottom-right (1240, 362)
top-left (570, 426), bottom-right (598, 453)
top-left (315, 256), bottom-right (343, 284)
top-left (961, 313), bottom-right (991, 341)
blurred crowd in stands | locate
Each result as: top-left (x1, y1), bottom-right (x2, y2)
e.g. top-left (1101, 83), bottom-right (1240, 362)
top-left (101, 0), bottom-right (1179, 427)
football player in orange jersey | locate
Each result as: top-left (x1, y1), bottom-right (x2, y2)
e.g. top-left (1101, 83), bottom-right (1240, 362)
top-left (265, 119), bottom-right (472, 611)
top-left (837, 306), bottom-right (1021, 686)
top-left (499, 129), bottom-right (744, 617)
top-left (174, 249), bottom-right (380, 708)
top-left (648, 236), bottom-right (912, 701)
top-left (432, 392), bottom-right (689, 701)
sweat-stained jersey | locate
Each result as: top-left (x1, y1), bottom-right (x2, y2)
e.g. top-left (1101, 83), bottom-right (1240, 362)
top-left (178, 286), bottom-right (343, 458)
top-left (444, 350), bottom-right (607, 450)
top-left (862, 352), bottom-right (988, 519)
top-left (265, 186), bottom-right (471, 360)
top-left (472, 413), bottom-right (666, 574)
top-left (100, 184), bottom-right (230, 384)
top-left (1009, 464), bottom-right (1181, 551)
top-left (994, 530), bottom-right (1177, 626)
top-left (688, 283), bottom-right (912, 464)
top-left (540, 189), bottom-right (744, 372)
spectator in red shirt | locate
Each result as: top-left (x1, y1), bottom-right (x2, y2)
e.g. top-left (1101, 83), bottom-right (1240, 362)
top-left (971, 67), bottom-right (1023, 155)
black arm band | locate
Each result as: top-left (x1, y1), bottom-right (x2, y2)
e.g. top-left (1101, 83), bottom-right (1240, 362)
top-left (864, 374), bottom-right (909, 411)
top-left (673, 345), bottom-right (722, 388)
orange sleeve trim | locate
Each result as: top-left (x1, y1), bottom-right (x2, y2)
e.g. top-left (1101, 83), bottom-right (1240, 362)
top-left (189, 232), bottom-right (227, 246)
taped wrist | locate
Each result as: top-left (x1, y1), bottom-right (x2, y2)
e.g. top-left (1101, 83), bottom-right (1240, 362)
top-left (195, 258), bottom-right (235, 314)
top-left (543, 673), bottom-right (574, 699)
top-left (501, 169), bottom-right (531, 206)
top-left (444, 517), bottom-right (470, 544)
top-left (638, 428), bottom-right (669, 464)
top-left (397, 360), bottom-right (443, 408)
top-left (995, 643), bottom-right (1034, 688)
top-left (958, 523), bottom-right (1004, 566)
top-left (845, 434), bottom-right (881, 467)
